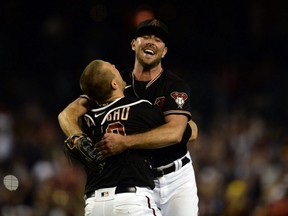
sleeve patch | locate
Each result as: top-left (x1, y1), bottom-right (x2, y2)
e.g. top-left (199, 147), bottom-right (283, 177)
top-left (170, 92), bottom-right (188, 109)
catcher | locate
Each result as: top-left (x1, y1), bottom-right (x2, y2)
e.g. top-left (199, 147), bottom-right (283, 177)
top-left (60, 59), bottom-right (164, 216)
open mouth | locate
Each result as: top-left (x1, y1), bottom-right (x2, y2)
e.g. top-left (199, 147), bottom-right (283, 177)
top-left (144, 49), bottom-right (155, 55)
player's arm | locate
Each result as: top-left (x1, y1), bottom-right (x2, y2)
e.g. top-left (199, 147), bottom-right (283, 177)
top-left (127, 113), bottom-right (188, 148)
top-left (58, 96), bottom-right (90, 136)
top-left (188, 119), bottom-right (198, 142)
top-left (97, 82), bottom-right (197, 155)
top-left (59, 97), bottom-right (105, 166)
top-left (96, 114), bottom-right (188, 156)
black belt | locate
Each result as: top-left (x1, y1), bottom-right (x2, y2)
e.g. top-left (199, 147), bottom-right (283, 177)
top-left (85, 186), bottom-right (136, 200)
top-left (153, 156), bottom-right (190, 178)
top-left (116, 186), bottom-right (136, 194)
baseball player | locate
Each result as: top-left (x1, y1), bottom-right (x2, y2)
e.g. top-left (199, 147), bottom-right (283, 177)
top-left (97, 19), bottom-right (199, 216)
top-left (60, 60), bottom-right (163, 216)
top-left (58, 19), bottom-right (199, 216)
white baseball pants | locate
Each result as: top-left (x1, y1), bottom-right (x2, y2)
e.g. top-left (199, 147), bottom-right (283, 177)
top-left (84, 186), bottom-right (162, 216)
top-left (153, 152), bottom-right (199, 216)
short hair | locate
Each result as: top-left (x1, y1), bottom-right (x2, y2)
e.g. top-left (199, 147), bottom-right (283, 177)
top-left (80, 60), bottom-right (115, 102)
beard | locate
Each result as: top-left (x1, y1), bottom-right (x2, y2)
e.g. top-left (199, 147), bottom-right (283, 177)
top-left (137, 53), bottom-right (162, 70)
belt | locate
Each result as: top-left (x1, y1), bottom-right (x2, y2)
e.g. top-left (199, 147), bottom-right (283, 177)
top-left (116, 186), bottom-right (136, 194)
top-left (153, 156), bottom-right (190, 177)
top-left (85, 186), bottom-right (136, 199)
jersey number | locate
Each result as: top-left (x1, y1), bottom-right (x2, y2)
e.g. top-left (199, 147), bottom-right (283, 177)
top-left (106, 121), bottom-right (126, 136)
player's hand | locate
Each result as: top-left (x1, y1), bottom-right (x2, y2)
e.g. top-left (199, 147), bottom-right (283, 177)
top-left (95, 133), bottom-right (128, 156)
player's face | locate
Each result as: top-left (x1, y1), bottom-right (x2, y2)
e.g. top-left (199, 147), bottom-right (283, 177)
top-left (131, 34), bottom-right (168, 68)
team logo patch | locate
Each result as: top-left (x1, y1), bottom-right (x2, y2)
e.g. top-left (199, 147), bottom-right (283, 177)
top-left (170, 92), bottom-right (188, 109)
top-left (149, 19), bottom-right (161, 27)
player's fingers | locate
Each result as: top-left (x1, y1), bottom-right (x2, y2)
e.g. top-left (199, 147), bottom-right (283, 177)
top-left (99, 149), bottom-right (112, 157)
top-left (95, 145), bottom-right (107, 153)
top-left (95, 140), bottom-right (113, 153)
top-left (95, 139), bottom-right (107, 149)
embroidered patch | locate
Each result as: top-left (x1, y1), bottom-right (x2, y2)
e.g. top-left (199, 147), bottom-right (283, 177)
top-left (170, 92), bottom-right (188, 108)
top-left (154, 96), bottom-right (165, 109)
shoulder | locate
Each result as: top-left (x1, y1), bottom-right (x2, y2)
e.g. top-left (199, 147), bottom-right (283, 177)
top-left (122, 97), bottom-right (152, 106)
top-left (79, 95), bottom-right (98, 108)
top-left (120, 98), bottom-right (160, 113)
top-left (163, 69), bottom-right (186, 82)
top-left (161, 69), bottom-right (190, 89)
top-left (127, 98), bottom-right (163, 118)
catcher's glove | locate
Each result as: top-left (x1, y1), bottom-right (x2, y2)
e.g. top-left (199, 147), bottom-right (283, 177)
top-left (64, 133), bottom-right (104, 171)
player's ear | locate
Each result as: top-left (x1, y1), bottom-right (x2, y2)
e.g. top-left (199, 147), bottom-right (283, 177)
top-left (162, 47), bottom-right (168, 58)
top-left (131, 39), bottom-right (136, 51)
top-left (111, 80), bottom-right (117, 90)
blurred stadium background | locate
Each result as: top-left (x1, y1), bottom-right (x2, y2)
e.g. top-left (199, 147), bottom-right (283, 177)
top-left (1, 0), bottom-right (288, 215)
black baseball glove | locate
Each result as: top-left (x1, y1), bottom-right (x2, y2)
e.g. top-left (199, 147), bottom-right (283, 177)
top-left (63, 133), bottom-right (105, 171)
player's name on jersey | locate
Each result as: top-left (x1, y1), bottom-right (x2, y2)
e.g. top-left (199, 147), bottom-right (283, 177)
top-left (106, 107), bottom-right (130, 121)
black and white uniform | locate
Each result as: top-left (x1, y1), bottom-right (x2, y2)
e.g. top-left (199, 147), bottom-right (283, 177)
top-left (83, 97), bottom-right (164, 216)
top-left (122, 69), bottom-right (199, 216)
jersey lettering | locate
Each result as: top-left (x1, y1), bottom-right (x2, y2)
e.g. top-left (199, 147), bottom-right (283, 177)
top-left (107, 107), bottom-right (130, 121)
top-left (154, 96), bottom-right (165, 109)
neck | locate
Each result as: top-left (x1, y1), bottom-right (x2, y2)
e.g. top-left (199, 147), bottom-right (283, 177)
top-left (133, 64), bottom-right (163, 81)
top-left (98, 92), bottom-right (124, 105)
